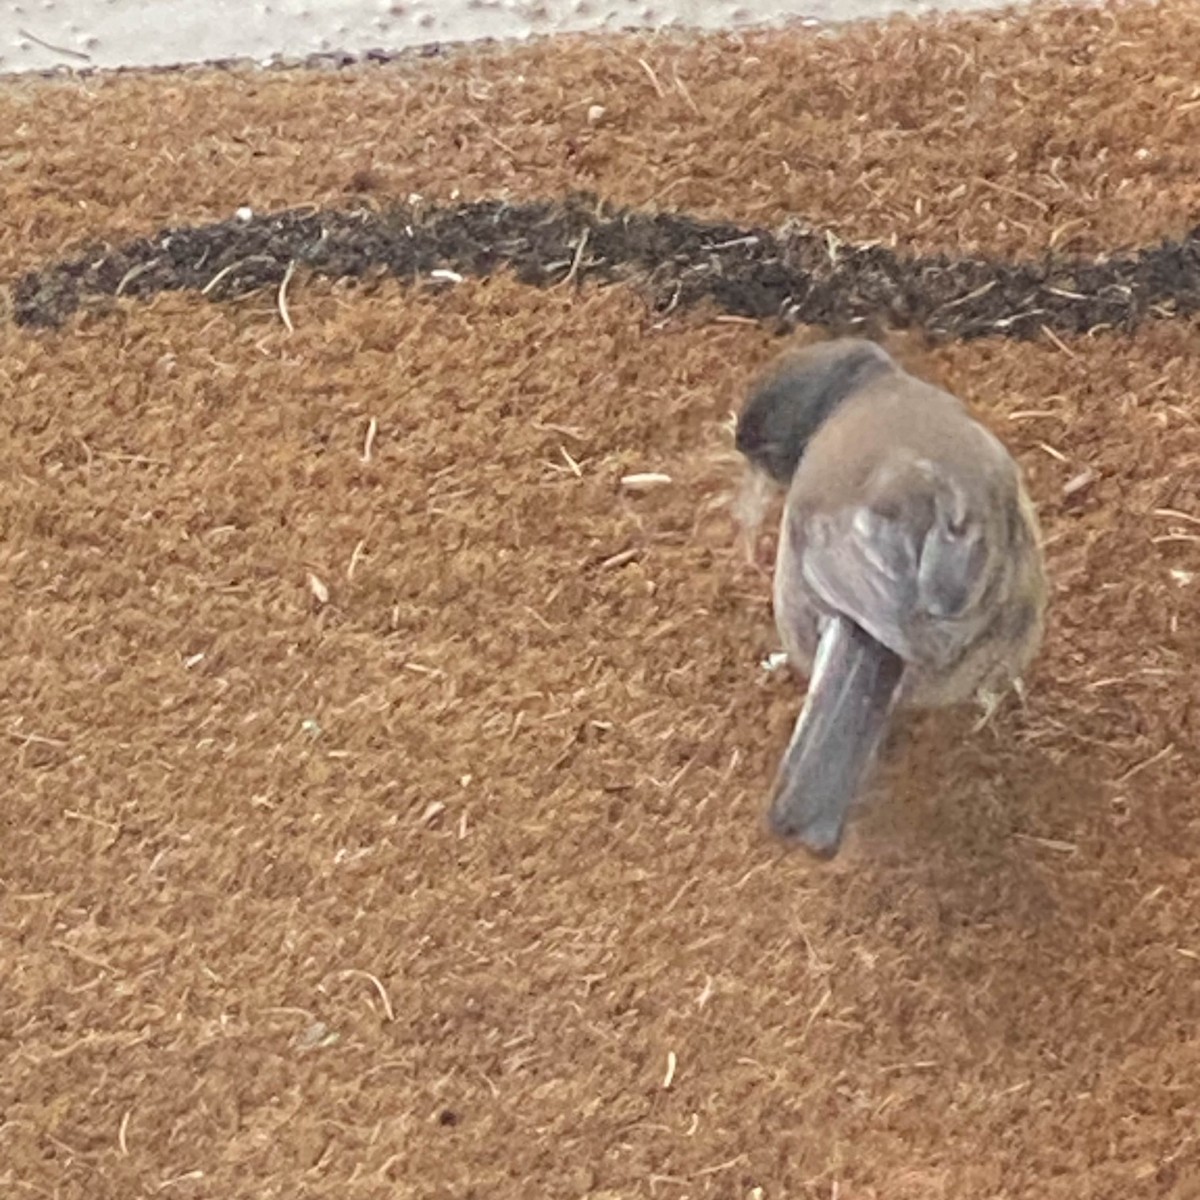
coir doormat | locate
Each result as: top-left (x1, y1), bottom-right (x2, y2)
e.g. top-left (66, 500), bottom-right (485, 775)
top-left (3, 2), bottom-right (1200, 1196)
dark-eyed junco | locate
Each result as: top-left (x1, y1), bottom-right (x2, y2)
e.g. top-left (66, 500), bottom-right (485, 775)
top-left (735, 338), bottom-right (1046, 858)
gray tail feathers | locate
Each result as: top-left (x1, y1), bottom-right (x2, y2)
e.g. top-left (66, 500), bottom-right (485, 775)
top-left (768, 615), bottom-right (906, 858)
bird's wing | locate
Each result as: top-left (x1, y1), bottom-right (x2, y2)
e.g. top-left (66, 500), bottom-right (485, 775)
top-left (794, 451), bottom-right (1003, 669)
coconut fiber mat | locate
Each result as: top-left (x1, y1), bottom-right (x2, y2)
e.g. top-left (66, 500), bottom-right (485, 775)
top-left (4, 1), bottom-right (1200, 1196)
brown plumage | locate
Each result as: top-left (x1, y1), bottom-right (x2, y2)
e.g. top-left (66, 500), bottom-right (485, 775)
top-left (735, 338), bottom-right (1047, 858)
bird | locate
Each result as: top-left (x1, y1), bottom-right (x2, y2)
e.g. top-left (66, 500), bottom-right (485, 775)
top-left (734, 337), bottom-right (1046, 859)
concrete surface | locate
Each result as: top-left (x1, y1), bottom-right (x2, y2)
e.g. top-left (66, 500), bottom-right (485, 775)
top-left (1, 0), bottom-right (1018, 74)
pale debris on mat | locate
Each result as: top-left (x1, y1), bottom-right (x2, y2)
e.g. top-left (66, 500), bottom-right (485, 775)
top-left (307, 572), bottom-right (330, 605)
top-left (620, 472), bottom-right (672, 491)
top-left (662, 1050), bottom-right (678, 1089)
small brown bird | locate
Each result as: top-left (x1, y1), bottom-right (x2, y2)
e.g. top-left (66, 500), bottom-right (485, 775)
top-left (735, 338), bottom-right (1046, 858)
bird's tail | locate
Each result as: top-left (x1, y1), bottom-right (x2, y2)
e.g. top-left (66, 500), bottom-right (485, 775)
top-left (768, 615), bottom-right (906, 858)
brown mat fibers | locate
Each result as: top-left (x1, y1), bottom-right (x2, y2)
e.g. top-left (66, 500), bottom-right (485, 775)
top-left (3, 2), bottom-right (1200, 1198)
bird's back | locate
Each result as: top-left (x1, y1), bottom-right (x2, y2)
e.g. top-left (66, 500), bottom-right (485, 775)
top-left (778, 368), bottom-right (1045, 708)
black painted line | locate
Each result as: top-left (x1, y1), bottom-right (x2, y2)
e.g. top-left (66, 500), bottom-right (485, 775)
top-left (11, 195), bottom-right (1200, 339)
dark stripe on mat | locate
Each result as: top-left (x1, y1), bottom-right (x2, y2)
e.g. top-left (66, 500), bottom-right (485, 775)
top-left (13, 194), bottom-right (1200, 338)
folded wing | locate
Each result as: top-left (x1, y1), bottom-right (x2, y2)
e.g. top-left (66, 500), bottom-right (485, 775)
top-left (795, 448), bottom-right (1010, 673)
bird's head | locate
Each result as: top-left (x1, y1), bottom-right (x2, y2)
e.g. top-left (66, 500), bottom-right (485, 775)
top-left (735, 338), bottom-right (894, 486)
